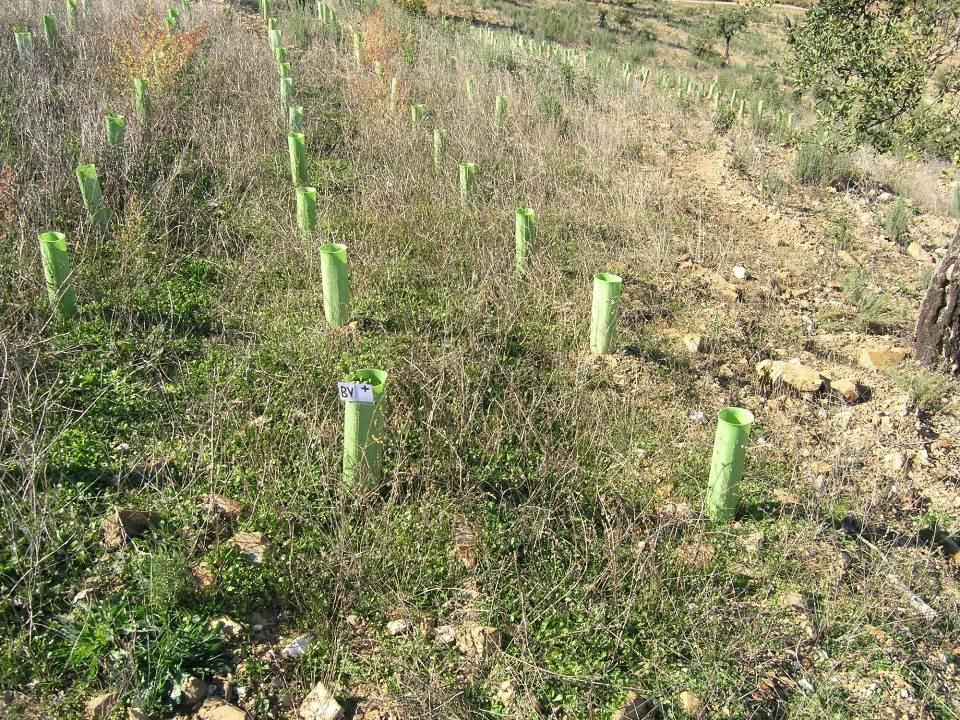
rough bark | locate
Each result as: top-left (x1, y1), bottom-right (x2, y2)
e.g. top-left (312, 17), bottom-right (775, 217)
top-left (915, 223), bottom-right (960, 373)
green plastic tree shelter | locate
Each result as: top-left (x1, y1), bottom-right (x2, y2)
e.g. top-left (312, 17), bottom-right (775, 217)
top-left (389, 77), bottom-right (398, 112)
top-left (42, 13), bottom-right (58, 47)
top-left (269, 28), bottom-right (282, 51)
top-left (134, 77), bottom-right (151, 123)
top-left (589, 272), bottom-right (623, 355)
top-left (105, 115), bottom-right (125, 148)
top-left (275, 46), bottom-right (288, 63)
top-left (296, 186), bottom-right (318, 236)
top-left (704, 407), bottom-right (754, 521)
top-left (459, 162), bottom-right (476, 205)
top-left (342, 368), bottom-right (387, 488)
top-left (515, 207), bottom-right (534, 273)
top-left (353, 32), bottom-right (362, 68)
top-left (66, 0), bottom-right (78, 28)
top-left (267, 17), bottom-right (277, 31)
top-left (38, 231), bottom-right (77, 319)
top-left (433, 128), bottom-right (447, 168)
top-left (15, 32), bottom-right (34, 62)
top-left (278, 61), bottom-right (291, 79)
top-left (289, 105), bottom-right (304, 133)
top-left (288, 132), bottom-right (307, 185)
top-left (75, 164), bottom-right (109, 228)
top-left (495, 95), bottom-right (506, 123)
top-left (281, 76), bottom-right (294, 106)
top-left (261, 0), bottom-right (272, 21)
top-left (410, 104), bottom-right (425, 125)
top-left (320, 242), bottom-right (350, 328)
top-left (318, 2), bottom-right (337, 27)
top-left (465, 75), bottom-right (475, 98)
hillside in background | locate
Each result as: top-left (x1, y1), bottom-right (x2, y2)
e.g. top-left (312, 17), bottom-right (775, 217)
top-left (1, 0), bottom-right (959, 719)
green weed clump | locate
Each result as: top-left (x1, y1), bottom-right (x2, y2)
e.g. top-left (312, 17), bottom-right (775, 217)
top-left (842, 268), bottom-right (903, 333)
top-left (890, 365), bottom-right (956, 413)
top-left (884, 196), bottom-right (912, 244)
top-left (713, 103), bottom-right (736, 133)
top-left (793, 139), bottom-right (856, 187)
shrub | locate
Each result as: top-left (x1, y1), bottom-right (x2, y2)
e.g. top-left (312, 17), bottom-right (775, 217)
top-left (884, 197), bottom-right (912, 244)
top-left (690, 28), bottom-right (716, 59)
top-left (391, 0), bottom-right (426, 15)
top-left (284, 3), bottom-right (314, 47)
top-left (358, 10), bottom-right (407, 67)
top-left (825, 213), bottom-right (855, 251)
top-left (105, 8), bottom-right (208, 93)
top-left (538, 92), bottom-right (567, 133)
top-left (713, 104), bottom-right (736, 134)
top-left (842, 268), bottom-right (903, 333)
top-left (793, 139), bottom-right (856, 187)
top-left (890, 365), bottom-right (956, 413)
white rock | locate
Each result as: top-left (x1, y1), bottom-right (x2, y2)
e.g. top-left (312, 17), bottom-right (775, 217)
top-left (86, 693), bottom-right (118, 720)
top-left (386, 618), bottom-right (413, 636)
top-left (298, 682), bottom-right (344, 720)
top-left (732, 265), bottom-right (748, 281)
top-left (196, 698), bottom-right (249, 720)
top-left (907, 241), bottom-right (933, 264)
top-left (435, 625), bottom-right (457, 644)
top-left (281, 634), bottom-right (313, 658)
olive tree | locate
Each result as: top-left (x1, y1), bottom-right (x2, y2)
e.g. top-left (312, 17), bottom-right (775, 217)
top-left (715, 9), bottom-right (749, 63)
top-left (790, 0), bottom-right (960, 373)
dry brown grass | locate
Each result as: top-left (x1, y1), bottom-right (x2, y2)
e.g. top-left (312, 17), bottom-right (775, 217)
top-left (104, 1), bottom-right (209, 92)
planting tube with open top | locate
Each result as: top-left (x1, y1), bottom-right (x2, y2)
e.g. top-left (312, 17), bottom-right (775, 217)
top-left (459, 162), bottom-right (476, 205)
top-left (105, 115), bottom-right (125, 148)
top-left (433, 128), bottom-right (447, 168)
top-left (515, 207), bottom-right (534, 274)
top-left (353, 32), bottom-right (362, 67)
top-left (289, 105), bottom-right (304, 133)
top-left (134, 77), bottom-right (151, 123)
top-left (288, 132), bottom-right (307, 185)
top-left (75, 164), bottom-right (109, 228)
top-left (15, 32), bottom-right (34, 62)
top-left (296, 186), bottom-right (317, 236)
top-left (319, 242), bottom-right (350, 328)
top-left (66, 0), bottom-right (78, 28)
top-left (389, 77), bottom-right (398, 112)
top-left (42, 13), bottom-right (58, 47)
top-left (281, 76), bottom-right (294, 107)
top-left (495, 95), bottom-right (506, 123)
top-left (38, 231), bottom-right (76, 319)
top-left (704, 407), bottom-right (754, 521)
top-left (589, 272), bottom-right (623, 355)
top-left (342, 368), bottom-right (387, 488)
top-left (411, 104), bottom-right (425, 125)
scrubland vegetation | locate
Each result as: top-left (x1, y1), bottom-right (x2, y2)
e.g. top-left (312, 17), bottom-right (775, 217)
top-left (1, 0), bottom-right (959, 719)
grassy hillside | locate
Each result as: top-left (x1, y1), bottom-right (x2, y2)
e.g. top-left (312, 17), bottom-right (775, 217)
top-left (1, 1), bottom-right (958, 719)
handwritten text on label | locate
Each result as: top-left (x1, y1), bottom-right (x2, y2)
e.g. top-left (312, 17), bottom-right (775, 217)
top-left (337, 381), bottom-right (375, 404)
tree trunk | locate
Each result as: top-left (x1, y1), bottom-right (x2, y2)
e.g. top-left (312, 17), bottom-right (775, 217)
top-left (915, 224), bottom-right (960, 373)
top-left (725, 37), bottom-right (731, 60)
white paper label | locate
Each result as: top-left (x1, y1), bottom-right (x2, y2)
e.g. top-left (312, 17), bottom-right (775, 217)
top-left (337, 381), bottom-right (375, 404)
